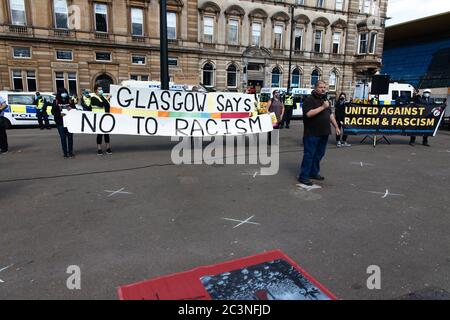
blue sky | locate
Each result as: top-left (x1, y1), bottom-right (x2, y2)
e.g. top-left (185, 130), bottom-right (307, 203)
top-left (386, 0), bottom-right (450, 26)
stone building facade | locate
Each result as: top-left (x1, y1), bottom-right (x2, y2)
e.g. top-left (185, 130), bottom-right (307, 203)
top-left (0, 0), bottom-right (388, 97)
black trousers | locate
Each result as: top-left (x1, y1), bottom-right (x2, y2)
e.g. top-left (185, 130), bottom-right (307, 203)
top-left (97, 134), bottom-right (110, 145)
top-left (410, 136), bottom-right (429, 144)
top-left (281, 105), bottom-right (293, 127)
top-left (0, 117), bottom-right (8, 152)
top-left (335, 120), bottom-right (348, 142)
top-left (37, 110), bottom-right (50, 128)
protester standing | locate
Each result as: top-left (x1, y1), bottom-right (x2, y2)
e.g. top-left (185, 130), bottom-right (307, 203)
top-left (52, 88), bottom-right (75, 158)
top-left (90, 84), bottom-right (112, 155)
top-left (0, 96), bottom-right (8, 154)
top-left (334, 93), bottom-right (351, 148)
top-left (267, 90), bottom-right (285, 129)
top-left (298, 80), bottom-right (341, 186)
top-left (410, 89), bottom-right (433, 147)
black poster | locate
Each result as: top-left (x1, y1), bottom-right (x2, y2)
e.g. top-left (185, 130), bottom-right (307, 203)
top-left (343, 103), bottom-right (446, 136)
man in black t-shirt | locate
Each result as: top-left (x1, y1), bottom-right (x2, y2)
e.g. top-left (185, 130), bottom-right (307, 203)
top-left (298, 80), bottom-right (340, 186)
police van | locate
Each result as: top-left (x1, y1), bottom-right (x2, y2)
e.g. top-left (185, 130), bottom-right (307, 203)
top-left (0, 91), bottom-right (83, 128)
top-left (354, 82), bottom-right (414, 105)
top-left (259, 87), bottom-right (312, 118)
top-left (0, 91), bottom-right (56, 128)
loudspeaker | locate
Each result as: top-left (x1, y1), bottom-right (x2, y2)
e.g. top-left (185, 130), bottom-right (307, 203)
top-left (371, 75), bottom-right (390, 95)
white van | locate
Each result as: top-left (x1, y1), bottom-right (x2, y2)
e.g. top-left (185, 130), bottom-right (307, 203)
top-left (354, 82), bottom-right (415, 105)
top-left (0, 91), bottom-right (56, 128)
top-left (120, 80), bottom-right (185, 91)
top-left (291, 88), bottom-right (313, 118)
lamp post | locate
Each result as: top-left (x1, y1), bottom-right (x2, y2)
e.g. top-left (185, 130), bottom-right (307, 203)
top-left (160, 0), bottom-right (169, 90)
top-left (286, 5), bottom-right (295, 91)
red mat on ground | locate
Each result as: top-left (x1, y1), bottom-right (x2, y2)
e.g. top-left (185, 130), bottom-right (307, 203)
top-left (118, 250), bottom-right (337, 300)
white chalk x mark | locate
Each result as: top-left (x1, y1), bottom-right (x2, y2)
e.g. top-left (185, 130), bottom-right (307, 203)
top-left (222, 215), bottom-right (260, 229)
top-left (104, 188), bottom-right (133, 197)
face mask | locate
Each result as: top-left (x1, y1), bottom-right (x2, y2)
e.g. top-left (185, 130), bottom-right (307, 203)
top-left (340, 97), bottom-right (345, 101)
top-left (424, 93), bottom-right (430, 98)
top-left (98, 90), bottom-right (104, 96)
top-left (84, 93), bottom-right (89, 97)
top-left (61, 93), bottom-right (68, 99)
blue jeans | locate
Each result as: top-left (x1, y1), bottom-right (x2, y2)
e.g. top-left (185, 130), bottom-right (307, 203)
top-left (57, 125), bottom-right (73, 156)
top-left (299, 135), bottom-right (329, 181)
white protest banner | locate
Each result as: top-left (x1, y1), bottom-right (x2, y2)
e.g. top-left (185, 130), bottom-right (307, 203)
top-left (64, 111), bottom-right (273, 137)
top-left (110, 85), bottom-right (256, 113)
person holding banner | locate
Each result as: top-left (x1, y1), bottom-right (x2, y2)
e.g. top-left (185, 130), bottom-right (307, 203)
top-left (334, 93), bottom-right (350, 148)
top-left (0, 96), bottom-right (8, 154)
top-left (298, 80), bottom-right (340, 186)
top-left (52, 88), bottom-right (75, 158)
top-left (409, 89), bottom-right (433, 147)
top-left (267, 90), bottom-right (285, 129)
top-left (91, 84), bottom-right (112, 155)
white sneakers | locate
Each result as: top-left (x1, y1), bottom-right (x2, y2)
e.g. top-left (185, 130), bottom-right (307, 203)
top-left (337, 141), bottom-right (351, 147)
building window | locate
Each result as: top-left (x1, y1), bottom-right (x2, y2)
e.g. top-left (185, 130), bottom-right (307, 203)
top-left (273, 25), bottom-right (283, 49)
top-left (332, 32), bottom-right (341, 54)
top-left (296, 0), bottom-right (305, 5)
top-left (359, 0), bottom-right (376, 14)
top-left (168, 57), bottom-right (178, 66)
top-left (292, 68), bottom-right (301, 88)
top-left (329, 71), bottom-right (337, 91)
top-left (336, 0), bottom-right (344, 10)
top-left (56, 50), bottom-right (73, 60)
top-left (131, 8), bottom-right (144, 36)
top-left (95, 52), bottom-right (112, 61)
top-left (130, 75), bottom-right (149, 81)
top-left (54, 0), bottom-right (69, 29)
top-left (13, 47), bottom-right (31, 58)
top-left (369, 33), bottom-right (377, 54)
top-left (311, 69), bottom-right (320, 87)
top-left (55, 71), bottom-right (77, 95)
top-left (294, 28), bottom-right (303, 51)
top-left (10, 0), bottom-right (26, 25)
top-left (317, 0), bottom-right (325, 8)
top-left (271, 67), bottom-right (281, 87)
top-left (252, 23), bottom-right (261, 47)
top-left (203, 16), bottom-right (214, 43)
top-left (167, 12), bottom-right (177, 40)
top-left (132, 55), bottom-right (146, 65)
top-left (227, 64), bottom-right (238, 88)
top-left (358, 33), bottom-right (368, 54)
top-left (12, 70), bottom-right (24, 91)
top-left (314, 30), bottom-right (323, 53)
top-left (68, 72), bottom-right (77, 96)
top-left (202, 63), bottom-right (214, 87)
top-left (27, 71), bottom-right (36, 91)
top-left (228, 19), bottom-right (239, 45)
top-left (55, 72), bottom-right (65, 91)
top-left (94, 3), bottom-right (108, 33)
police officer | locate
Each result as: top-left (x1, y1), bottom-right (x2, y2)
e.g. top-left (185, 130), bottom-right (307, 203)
top-left (0, 96), bottom-right (8, 154)
top-left (81, 89), bottom-right (92, 111)
top-left (410, 89), bottom-right (433, 147)
top-left (91, 84), bottom-right (112, 155)
top-left (280, 89), bottom-right (294, 129)
top-left (33, 92), bottom-right (50, 130)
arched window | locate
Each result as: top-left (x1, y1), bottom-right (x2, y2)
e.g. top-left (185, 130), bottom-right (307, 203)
top-left (227, 64), bottom-right (238, 88)
top-left (202, 63), bottom-right (214, 87)
top-left (292, 68), bottom-right (301, 88)
top-left (311, 69), bottom-right (320, 88)
top-left (271, 67), bottom-right (281, 88)
top-left (329, 71), bottom-right (338, 91)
